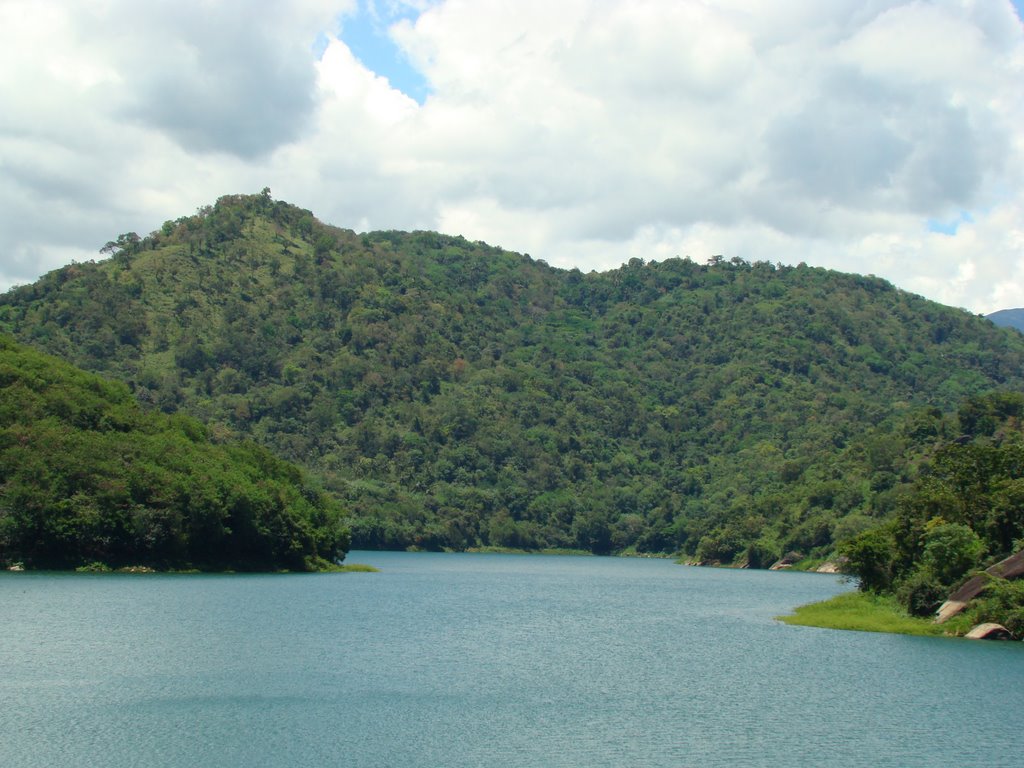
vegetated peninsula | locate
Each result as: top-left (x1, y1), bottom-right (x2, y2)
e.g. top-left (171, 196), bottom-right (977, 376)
top-left (0, 336), bottom-right (349, 572)
top-left (3, 191), bottom-right (1024, 572)
top-left (781, 391), bottom-right (1024, 637)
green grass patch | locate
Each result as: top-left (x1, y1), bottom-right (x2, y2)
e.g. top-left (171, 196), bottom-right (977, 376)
top-left (777, 591), bottom-right (953, 637)
top-left (318, 562), bottom-right (379, 573)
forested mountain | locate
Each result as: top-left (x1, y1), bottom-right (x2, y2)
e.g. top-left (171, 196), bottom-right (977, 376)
top-left (3, 191), bottom-right (1024, 562)
top-left (987, 308), bottom-right (1024, 333)
top-left (0, 335), bottom-right (348, 571)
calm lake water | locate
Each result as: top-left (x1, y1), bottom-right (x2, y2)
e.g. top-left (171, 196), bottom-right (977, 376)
top-left (2, 551), bottom-right (1022, 767)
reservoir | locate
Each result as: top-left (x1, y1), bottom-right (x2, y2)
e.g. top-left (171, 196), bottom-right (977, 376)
top-left (2, 551), bottom-right (1022, 767)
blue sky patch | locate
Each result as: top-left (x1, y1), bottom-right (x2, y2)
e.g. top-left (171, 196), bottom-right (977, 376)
top-left (927, 210), bottom-right (974, 236)
top-left (312, 31), bottom-right (330, 60)
top-left (339, 3), bottom-right (430, 104)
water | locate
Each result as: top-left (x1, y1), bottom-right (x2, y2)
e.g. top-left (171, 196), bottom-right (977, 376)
top-left (2, 551), bottom-right (1022, 767)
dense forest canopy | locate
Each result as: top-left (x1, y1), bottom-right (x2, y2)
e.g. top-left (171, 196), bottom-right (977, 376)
top-left (3, 191), bottom-right (1024, 563)
top-left (0, 335), bottom-right (349, 571)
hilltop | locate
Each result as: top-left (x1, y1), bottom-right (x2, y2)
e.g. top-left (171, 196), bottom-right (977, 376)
top-left (3, 191), bottom-right (1024, 562)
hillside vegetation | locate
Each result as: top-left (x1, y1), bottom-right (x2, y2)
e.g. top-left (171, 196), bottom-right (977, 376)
top-left (3, 191), bottom-right (1024, 562)
top-left (0, 335), bottom-right (349, 571)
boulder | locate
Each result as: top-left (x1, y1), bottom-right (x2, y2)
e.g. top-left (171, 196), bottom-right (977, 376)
top-left (965, 623), bottom-right (1014, 640)
top-left (935, 600), bottom-right (968, 624)
top-left (770, 551), bottom-right (802, 570)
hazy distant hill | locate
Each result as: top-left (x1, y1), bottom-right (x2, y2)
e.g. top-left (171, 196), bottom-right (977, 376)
top-left (987, 308), bottom-right (1024, 333)
top-left (3, 191), bottom-right (1024, 563)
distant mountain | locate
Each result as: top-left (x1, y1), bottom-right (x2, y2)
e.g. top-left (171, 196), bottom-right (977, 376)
top-left (987, 308), bottom-right (1024, 333)
top-left (3, 192), bottom-right (1024, 564)
top-left (0, 335), bottom-right (349, 571)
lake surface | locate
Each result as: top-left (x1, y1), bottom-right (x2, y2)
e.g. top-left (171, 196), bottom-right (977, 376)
top-left (2, 551), bottom-right (1022, 767)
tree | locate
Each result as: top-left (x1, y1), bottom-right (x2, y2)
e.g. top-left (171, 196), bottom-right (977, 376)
top-left (572, 509), bottom-right (613, 555)
top-left (100, 232), bottom-right (141, 256)
top-left (919, 518), bottom-right (985, 588)
top-left (841, 524), bottom-right (896, 592)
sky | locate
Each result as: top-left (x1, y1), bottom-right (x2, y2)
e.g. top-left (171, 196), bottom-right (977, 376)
top-left (1, 1), bottom-right (1023, 314)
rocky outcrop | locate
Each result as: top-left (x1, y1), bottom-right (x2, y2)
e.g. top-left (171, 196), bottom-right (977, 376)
top-left (769, 551), bottom-right (802, 571)
top-left (935, 550), bottom-right (1024, 624)
top-left (815, 558), bottom-right (848, 574)
top-left (935, 599), bottom-right (969, 624)
top-left (964, 623), bottom-right (1014, 640)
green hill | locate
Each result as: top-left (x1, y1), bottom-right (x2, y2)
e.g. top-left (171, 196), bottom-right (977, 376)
top-left (0, 335), bottom-right (349, 571)
top-left (3, 191), bottom-right (1023, 562)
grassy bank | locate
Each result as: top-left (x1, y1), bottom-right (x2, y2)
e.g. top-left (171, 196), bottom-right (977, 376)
top-left (320, 562), bottom-right (380, 573)
top-left (777, 591), bottom-right (962, 637)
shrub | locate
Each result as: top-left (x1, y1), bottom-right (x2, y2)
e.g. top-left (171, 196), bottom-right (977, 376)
top-left (920, 519), bottom-right (985, 587)
top-left (896, 568), bottom-right (946, 617)
top-left (840, 524), bottom-right (896, 592)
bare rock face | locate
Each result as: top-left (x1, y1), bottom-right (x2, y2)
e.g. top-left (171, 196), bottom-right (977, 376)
top-left (934, 550), bottom-right (1024, 624)
top-left (935, 600), bottom-right (969, 624)
top-left (769, 551), bottom-right (802, 571)
top-left (964, 623), bottom-right (1014, 640)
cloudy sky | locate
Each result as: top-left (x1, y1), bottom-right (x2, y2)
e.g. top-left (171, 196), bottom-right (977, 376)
top-left (2, 0), bottom-right (1023, 313)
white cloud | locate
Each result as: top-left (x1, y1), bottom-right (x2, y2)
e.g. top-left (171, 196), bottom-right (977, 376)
top-left (1, 0), bottom-right (1022, 313)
